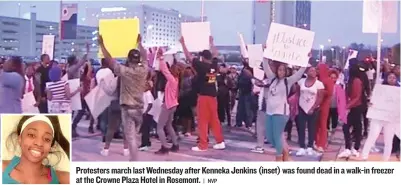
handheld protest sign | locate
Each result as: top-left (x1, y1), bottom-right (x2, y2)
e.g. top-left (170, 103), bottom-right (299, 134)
top-left (263, 23), bottom-right (315, 67)
top-left (98, 18), bottom-right (140, 58)
top-left (181, 22), bottom-right (211, 52)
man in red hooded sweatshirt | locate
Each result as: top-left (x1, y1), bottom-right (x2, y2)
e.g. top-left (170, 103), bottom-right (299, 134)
top-left (315, 63), bottom-right (334, 152)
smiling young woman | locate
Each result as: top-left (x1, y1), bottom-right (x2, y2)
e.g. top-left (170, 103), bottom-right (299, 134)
top-left (2, 115), bottom-right (70, 184)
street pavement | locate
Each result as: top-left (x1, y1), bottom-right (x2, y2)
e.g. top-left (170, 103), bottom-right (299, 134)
top-left (72, 118), bottom-right (400, 162)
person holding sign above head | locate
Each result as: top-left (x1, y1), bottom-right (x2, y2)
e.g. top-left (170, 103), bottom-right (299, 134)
top-left (97, 34), bottom-right (148, 161)
top-left (262, 59), bottom-right (306, 161)
top-left (296, 66), bottom-right (325, 156)
top-left (0, 56), bottom-right (25, 114)
top-left (179, 36), bottom-right (226, 151)
top-left (154, 45), bottom-right (184, 155)
top-left (2, 115), bottom-right (70, 184)
top-left (361, 72), bottom-right (400, 161)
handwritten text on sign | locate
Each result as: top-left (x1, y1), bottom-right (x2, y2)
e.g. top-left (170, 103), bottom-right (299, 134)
top-left (264, 23), bottom-right (315, 67)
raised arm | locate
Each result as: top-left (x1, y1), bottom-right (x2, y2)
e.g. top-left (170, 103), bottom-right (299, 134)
top-left (262, 58), bottom-right (276, 79)
top-left (137, 34), bottom-right (148, 62)
top-left (159, 58), bottom-right (176, 83)
top-left (68, 44), bottom-right (89, 75)
top-left (179, 36), bottom-right (194, 64)
top-left (287, 67), bottom-right (307, 85)
top-left (98, 35), bottom-right (115, 68)
top-left (210, 36), bottom-right (218, 58)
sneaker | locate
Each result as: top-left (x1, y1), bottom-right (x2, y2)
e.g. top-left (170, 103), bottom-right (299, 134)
top-left (264, 138), bottom-right (270, 144)
top-left (191, 146), bottom-right (207, 152)
top-left (100, 149), bottom-right (109, 156)
top-left (351, 148), bottom-right (360, 158)
top-left (123, 149), bottom-right (129, 156)
top-left (296, 148), bottom-right (306, 156)
top-left (138, 145), bottom-right (149, 151)
top-left (338, 149), bottom-right (351, 158)
top-left (170, 145), bottom-right (179, 152)
top-left (155, 146), bottom-right (169, 155)
top-left (250, 147), bottom-right (264, 154)
top-left (184, 132), bottom-right (191, 137)
top-left (213, 142), bottom-right (226, 150)
top-left (306, 147), bottom-right (315, 155)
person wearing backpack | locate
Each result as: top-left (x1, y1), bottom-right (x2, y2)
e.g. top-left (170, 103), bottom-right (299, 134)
top-left (262, 59), bottom-right (306, 161)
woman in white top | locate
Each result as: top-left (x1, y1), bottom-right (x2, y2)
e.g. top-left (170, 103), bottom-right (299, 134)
top-left (361, 72), bottom-right (400, 161)
top-left (296, 67), bottom-right (325, 156)
top-left (262, 59), bottom-right (306, 161)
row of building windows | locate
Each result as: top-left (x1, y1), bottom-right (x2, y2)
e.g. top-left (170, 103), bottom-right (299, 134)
top-left (2, 21), bottom-right (19, 26)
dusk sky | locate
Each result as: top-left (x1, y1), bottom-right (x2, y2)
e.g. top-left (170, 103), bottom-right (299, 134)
top-left (0, 1), bottom-right (400, 49)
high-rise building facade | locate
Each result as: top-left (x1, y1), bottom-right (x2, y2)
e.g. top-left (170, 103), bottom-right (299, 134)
top-left (85, 5), bottom-right (204, 47)
top-left (252, 1), bottom-right (300, 44)
top-left (0, 12), bottom-right (97, 58)
top-left (295, 1), bottom-right (312, 30)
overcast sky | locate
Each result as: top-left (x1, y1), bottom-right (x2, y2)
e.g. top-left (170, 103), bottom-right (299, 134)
top-left (0, 0), bottom-right (400, 48)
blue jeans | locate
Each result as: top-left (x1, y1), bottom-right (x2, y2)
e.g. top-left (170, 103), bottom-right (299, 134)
top-left (265, 114), bottom-right (289, 156)
top-left (236, 94), bottom-right (254, 127)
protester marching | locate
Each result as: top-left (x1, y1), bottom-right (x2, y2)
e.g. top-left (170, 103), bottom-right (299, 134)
top-left (0, 2), bottom-right (400, 164)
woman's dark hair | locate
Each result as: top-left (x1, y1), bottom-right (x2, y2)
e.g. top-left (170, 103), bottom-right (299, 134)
top-left (286, 67), bottom-right (293, 77)
top-left (5, 56), bottom-right (24, 77)
top-left (383, 71), bottom-right (397, 85)
top-left (83, 63), bottom-right (89, 76)
top-left (6, 115), bottom-right (70, 166)
top-left (272, 61), bottom-right (287, 77)
top-left (346, 62), bottom-right (370, 102)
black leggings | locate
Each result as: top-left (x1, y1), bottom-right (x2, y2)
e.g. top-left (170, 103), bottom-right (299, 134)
top-left (343, 105), bottom-right (363, 150)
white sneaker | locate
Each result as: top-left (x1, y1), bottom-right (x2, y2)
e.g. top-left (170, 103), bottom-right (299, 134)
top-left (338, 149), bottom-right (351, 158)
top-left (296, 148), bottom-right (306, 156)
top-left (306, 147), bottom-right (315, 155)
top-left (250, 147), bottom-right (264, 154)
top-left (100, 149), bottom-right (109, 156)
top-left (139, 146), bottom-right (149, 151)
top-left (351, 149), bottom-right (360, 158)
top-left (191, 146), bottom-right (207, 152)
top-left (122, 149), bottom-right (129, 156)
top-left (213, 142), bottom-right (226, 150)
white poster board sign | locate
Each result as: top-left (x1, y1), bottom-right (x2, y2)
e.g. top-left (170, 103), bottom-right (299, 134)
top-left (367, 84), bottom-right (400, 123)
top-left (85, 74), bottom-right (116, 118)
top-left (22, 91), bottom-right (39, 113)
top-left (68, 79), bottom-right (82, 110)
top-left (263, 23), bottom-right (315, 67)
top-left (247, 44), bottom-right (263, 68)
top-left (362, 0), bottom-right (398, 33)
top-left (42, 35), bottom-right (55, 60)
top-left (181, 22), bottom-right (211, 52)
top-left (238, 32), bottom-right (249, 58)
top-left (253, 68), bottom-right (265, 81)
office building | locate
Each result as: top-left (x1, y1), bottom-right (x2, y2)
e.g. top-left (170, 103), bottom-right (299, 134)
top-left (85, 4), bottom-right (204, 47)
top-left (295, 1), bottom-right (312, 30)
top-left (252, 1), bottom-right (311, 44)
top-left (0, 12), bottom-right (98, 59)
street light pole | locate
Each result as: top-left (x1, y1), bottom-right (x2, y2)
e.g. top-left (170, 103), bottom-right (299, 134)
top-left (201, 0), bottom-right (204, 22)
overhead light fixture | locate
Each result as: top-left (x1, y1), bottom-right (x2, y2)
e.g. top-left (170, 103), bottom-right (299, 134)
top-left (100, 7), bottom-right (127, 13)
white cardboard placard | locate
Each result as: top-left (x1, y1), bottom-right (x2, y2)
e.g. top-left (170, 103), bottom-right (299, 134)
top-left (263, 23), bottom-right (315, 67)
top-left (181, 22), bottom-right (211, 52)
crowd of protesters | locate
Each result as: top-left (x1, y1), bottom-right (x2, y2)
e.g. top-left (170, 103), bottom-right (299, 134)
top-left (0, 36), bottom-right (399, 161)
